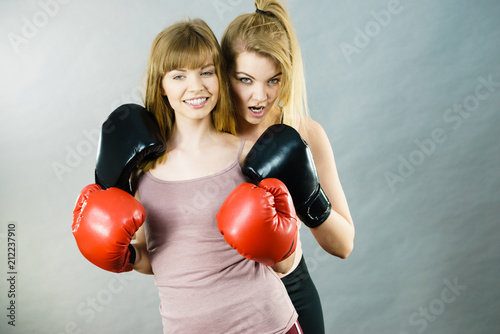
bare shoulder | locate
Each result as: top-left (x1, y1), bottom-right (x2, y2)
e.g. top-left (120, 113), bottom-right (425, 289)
top-left (217, 132), bottom-right (251, 164)
top-left (299, 118), bottom-right (333, 155)
top-left (220, 132), bottom-right (244, 149)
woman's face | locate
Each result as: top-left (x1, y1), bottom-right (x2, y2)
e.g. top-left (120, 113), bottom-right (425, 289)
top-left (162, 62), bottom-right (219, 121)
top-left (230, 51), bottom-right (282, 125)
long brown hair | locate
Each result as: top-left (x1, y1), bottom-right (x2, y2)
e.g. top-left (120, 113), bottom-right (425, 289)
top-left (142, 18), bottom-right (236, 171)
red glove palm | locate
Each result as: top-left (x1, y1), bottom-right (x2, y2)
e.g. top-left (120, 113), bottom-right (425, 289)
top-left (216, 178), bottom-right (298, 266)
top-left (72, 184), bottom-right (145, 273)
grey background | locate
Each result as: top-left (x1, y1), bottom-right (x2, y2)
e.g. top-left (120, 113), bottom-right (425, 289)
top-left (1, 0), bottom-right (499, 333)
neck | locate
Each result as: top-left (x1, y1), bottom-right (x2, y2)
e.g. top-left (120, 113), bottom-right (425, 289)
top-left (168, 116), bottom-right (218, 150)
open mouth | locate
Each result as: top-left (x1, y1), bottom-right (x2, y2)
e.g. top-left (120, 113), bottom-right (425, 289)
top-left (249, 106), bottom-right (265, 117)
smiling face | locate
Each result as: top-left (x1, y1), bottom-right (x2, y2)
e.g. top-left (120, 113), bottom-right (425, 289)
top-left (162, 62), bottom-right (219, 122)
top-left (230, 51), bottom-right (282, 126)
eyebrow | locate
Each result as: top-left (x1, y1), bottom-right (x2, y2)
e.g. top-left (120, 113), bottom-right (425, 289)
top-left (235, 71), bottom-right (282, 80)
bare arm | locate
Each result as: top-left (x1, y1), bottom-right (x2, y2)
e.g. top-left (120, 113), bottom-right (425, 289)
top-left (131, 224), bottom-right (153, 275)
top-left (130, 170), bottom-right (153, 275)
top-left (271, 251), bottom-right (296, 274)
top-left (300, 119), bottom-right (355, 258)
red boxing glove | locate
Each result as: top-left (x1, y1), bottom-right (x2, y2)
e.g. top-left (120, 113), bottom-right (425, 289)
top-left (216, 178), bottom-right (298, 266)
top-left (72, 184), bottom-right (145, 273)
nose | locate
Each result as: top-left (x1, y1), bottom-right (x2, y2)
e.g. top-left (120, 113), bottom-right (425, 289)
top-left (187, 75), bottom-right (204, 93)
top-left (251, 83), bottom-right (267, 103)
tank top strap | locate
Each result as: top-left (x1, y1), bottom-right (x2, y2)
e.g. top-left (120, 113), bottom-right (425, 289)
top-left (236, 139), bottom-right (246, 160)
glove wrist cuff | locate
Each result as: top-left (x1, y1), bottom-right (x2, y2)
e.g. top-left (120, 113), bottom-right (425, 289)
top-left (297, 185), bottom-right (331, 228)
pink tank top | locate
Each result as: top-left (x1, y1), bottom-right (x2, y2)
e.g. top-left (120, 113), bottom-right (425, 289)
top-left (138, 140), bottom-right (297, 334)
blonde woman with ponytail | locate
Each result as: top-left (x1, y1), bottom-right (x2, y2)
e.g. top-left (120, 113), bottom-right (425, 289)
top-left (222, 1), bottom-right (355, 333)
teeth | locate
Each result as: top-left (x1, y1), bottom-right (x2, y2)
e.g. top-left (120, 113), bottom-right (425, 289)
top-left (185, 98), bottom-right (207, 105)
top-left (250, 106), bottom-right (263, 111)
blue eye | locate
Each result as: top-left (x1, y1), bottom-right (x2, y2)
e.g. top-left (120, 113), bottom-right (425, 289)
top-left (201, 71), bottom-right (214, 76)
top-left (269, 78), bottom-right (280, 84)
top-left (239, 78), bottom-right (251, 84)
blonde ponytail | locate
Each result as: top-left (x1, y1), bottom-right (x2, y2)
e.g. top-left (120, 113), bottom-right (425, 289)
top-left (222, 0), bottom-right (309, 130)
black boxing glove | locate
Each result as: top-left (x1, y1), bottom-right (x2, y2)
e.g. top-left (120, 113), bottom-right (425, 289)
top-left (95, 104), bottom-right (166, 193)
top-left (242, 124), bottom-right (331, 228)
